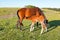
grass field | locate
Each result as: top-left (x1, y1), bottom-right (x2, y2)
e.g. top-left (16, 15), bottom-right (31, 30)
top-left (0, 8), bottom-right (60, 40)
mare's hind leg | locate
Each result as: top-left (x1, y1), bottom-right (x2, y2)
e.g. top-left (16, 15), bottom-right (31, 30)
top-left (16, 19), bottom-right (23, 30)
top-left (16, 20), bottom-right (20, 28)
top-left (30, 22), bottom-right (35, 32)
top-left (19, 19), bottom-right (23, 30)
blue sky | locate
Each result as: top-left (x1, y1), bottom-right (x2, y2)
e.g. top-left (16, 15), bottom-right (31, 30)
top-left (0, 0), bottom-right (60, 8)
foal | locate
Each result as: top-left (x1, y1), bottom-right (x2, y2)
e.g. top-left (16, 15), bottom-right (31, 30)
top-left (16, 7), bottom-right (48, 34)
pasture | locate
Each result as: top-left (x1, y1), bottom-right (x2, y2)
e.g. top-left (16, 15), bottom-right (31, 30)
top-left (0, 8), bottom-right (60, 40)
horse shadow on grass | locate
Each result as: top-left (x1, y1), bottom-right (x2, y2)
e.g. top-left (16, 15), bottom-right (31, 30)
top-left (47, 20), bottom-right (60, 32)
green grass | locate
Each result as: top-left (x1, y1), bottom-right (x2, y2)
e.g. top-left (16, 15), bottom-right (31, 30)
top-left (0, 8), bottom-right (18, 16)
top-left (0, 8), bottom-right (60, 40)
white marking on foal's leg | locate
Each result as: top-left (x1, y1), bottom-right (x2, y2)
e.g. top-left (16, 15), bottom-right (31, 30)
top-left (45, 27), bottom-right (47, 32)
top-left (40, 22), bottom-right (45, 34)
top-left (40, 27), bottom-right (44, 34)
top-left (30, 22), bottom-right (34, 32)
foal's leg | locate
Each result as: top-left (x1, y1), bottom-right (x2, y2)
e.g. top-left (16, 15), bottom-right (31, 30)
top-left (37, 22), bottom-right (39, 27)
top-left (45, 24), bottom-right (47, 32)
top-left (40, 22), bottom-right (47, 34)
top-left (30, 22), bottom-right (35, 32)
top-left (44, 20), bottom-right (49, 32)
top-left (40, 23), bottom-right (44, 34)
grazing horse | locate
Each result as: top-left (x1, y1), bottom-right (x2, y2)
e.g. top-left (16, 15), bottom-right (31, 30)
top-left (16, 7), bottom-right (48, 34)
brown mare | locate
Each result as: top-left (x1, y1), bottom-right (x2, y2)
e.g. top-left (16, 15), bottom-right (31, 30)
top-left (16, 7), bottom-right (48, 34)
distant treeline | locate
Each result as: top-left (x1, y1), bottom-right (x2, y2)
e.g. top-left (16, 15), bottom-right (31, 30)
top-left (43, 8), bottom-right (60, 11)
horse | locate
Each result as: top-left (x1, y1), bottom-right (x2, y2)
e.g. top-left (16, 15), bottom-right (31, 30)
top-left (16, 7), bottom-right (48, 34)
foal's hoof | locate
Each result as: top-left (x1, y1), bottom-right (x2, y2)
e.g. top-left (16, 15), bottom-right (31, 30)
top-left (16, 26), bottom-right (19, 29)
top-left (30, 27), bottom-right (34, 32)
top-left (20, 29), bottom-right (23, 31)
top-left (16, 27), bottom-right (19, 29)
top-left (30, 29), bottom-right (34, 32)
top-left (20, 28), bottom-right (22, 30)
top-left (40, 32), bottom-right (44, 35)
